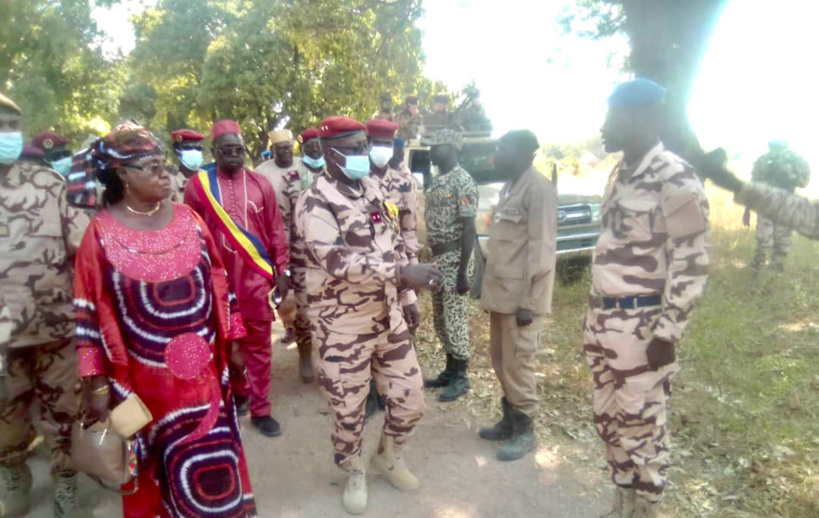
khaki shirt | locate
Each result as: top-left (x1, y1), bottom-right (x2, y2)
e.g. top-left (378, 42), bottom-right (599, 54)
top-left (295, 175), bottom-right (409, 334)
top-left (481, 168), bottom-right (557, 315)
top-left (167, 165), bottom-right (192, 202)
top-left (0, 161), bottom-right (90, 348)
top-left (256, 156), bottom-right (304, 208)
top-left (592, 142), bottom-right (709, 344)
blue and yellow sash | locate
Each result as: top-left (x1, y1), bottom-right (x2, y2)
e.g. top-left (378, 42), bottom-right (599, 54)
top-left (192, 169), bottom-right (275, 280)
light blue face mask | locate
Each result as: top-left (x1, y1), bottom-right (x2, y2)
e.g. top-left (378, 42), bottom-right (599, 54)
top-left (332, 148), bottom-right (370, 180)
top-left (178, 149), bottom-right (204, 171)
top-left (0, 132), bottom-right (23, 165)
top-left (49, 156), bottom-right (72, 177)
top-left (303, 154), bottom-right (326, 170)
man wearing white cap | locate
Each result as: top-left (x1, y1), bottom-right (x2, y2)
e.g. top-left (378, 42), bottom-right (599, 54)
top-left (256, 129), bottom-right (302, 347)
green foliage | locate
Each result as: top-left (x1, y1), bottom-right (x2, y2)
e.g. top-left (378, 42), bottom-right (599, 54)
top-left (1, 0), bottom-right (125, 142)
top-left (127, 0), bottom-right (427, 155)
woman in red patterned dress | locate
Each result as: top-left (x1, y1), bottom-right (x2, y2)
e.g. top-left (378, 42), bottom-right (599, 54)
top-left (73, 123), bottom-right (258, 517)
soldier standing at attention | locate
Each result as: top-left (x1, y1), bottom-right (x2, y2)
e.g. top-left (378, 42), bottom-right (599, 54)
top-left (31, 133), bottom-right (73, 178)
top-left (257, 129), bottom-right (301, 344)
top-left (423, 129), bottom-right (478, 402)
top-left (584, 79), bottom-right (709, 518)
top-left (295, 116), bottom-right (441, 515)
top-left (0, 93), bottom-right (90, 518)
top-left (478, 130), bottom-right (557, 462)
top-left (743, 139), bottom-right (810, 271)
top-left (184, 120), bottom-right (291, 437)
top-left (278, 128), bottom-right (324, 384)
top-left (167, 129), bottom-right (205, 202)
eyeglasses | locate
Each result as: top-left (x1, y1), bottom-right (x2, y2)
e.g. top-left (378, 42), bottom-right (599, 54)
top-left (219, 146), bottom-right (246, 157)
top-left (124, 161), bottom-right (167, 177)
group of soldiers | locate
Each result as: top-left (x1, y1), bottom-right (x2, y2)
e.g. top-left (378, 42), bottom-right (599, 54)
top-left (0, 73), bottom-right (814, 518)
top-left (372, 91), bottom-right (493, 142)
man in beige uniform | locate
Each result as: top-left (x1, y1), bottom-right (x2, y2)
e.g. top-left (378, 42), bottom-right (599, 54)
top-left (0, 93), bottom-right (90, 518)
top-left (295, 116), bottom-right (442, 515)
top-left (585, 79), bottom-right (709, 518)
top-left (256, 129), bottom-right (302, 345)
top-left (478, 130), bottom-right (557, 462)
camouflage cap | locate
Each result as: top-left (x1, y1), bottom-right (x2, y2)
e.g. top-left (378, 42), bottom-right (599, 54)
top-left (422, 129), bottom-right (462, 151)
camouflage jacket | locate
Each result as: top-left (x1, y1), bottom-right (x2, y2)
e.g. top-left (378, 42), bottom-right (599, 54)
top-left (166, 164), bottom-right (194, 203)
top-left (373, 164), bottom-right (420, 265)
top-left (425, 165), bottom-right (478, 247)
top-left (0, 161), bottom-right (91, 348)
top-left (736, 182), bottom-right (819, 239)
top-left (751, 149), bottom-right (810, 191)
top-left (591, 142), bottom-right (710, 344)
top-left (256, 156), bottom-right (303, 209)
top-left (294, 174), bottom-right (412, 335)
top-left (395, 109), bottom-right (422, 141)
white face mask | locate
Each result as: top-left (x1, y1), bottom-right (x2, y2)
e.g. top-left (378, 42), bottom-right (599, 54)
top-left (369, 145), bottom-right (393, 168)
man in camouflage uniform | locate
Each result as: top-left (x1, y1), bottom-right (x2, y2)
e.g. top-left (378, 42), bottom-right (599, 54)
top-left (31, 133), bottom-right (73, 177)
top-left (423, 129), bottom-right (478, 402)
top-left (167, 129), bottom-right (206, 202)
top-left (371, 93), bottom-right (394, 121)
top-left (584, 80), bottom-right (709, 518)
top-left (743, 140), bottom-right (810, 271)
top-left (278, 128), bottom-right (323, 383)
top-left (257, 129), bottom-right (302, 345)
top-left (295, 116), bottom-right (441, 515)
top-left (0, 93), bottom-right (90, 518)
top-left (395, 95), bottom-right (422, 142)
top-left (704, 153), bottom-right (819, 240)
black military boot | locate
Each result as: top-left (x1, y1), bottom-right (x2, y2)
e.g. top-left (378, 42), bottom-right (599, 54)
top-left (478, 397), bottom-right (513, 441)
top-left (439, 358), bottom-right (470, 402)
top-left (497, 408), bottom-right (538, 461)
top-left (424, 354), bottom-right (454, 389)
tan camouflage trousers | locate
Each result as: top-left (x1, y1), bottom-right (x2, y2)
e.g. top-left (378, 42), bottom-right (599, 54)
top-left (582, 307), bottom-right (678, 503)
top-left (313, 307), bottom-right (425, 471)
top-left (432, 250), bottom-right (474, 361)
top-left (0, 339), bottom-right (78, 474)
top-left (754, 216), bottom-right (792, 269)
top-left (293, 267), bottom-right (312, 357)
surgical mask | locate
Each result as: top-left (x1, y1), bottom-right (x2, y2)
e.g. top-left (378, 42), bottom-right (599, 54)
top-left (49, 156), bottom-right (72, 177)
top-left (303, 155), bottom-right (326, 170)
top-left (178, 149), bottom-right (203, 171)
top-left (369, 146), bottom-right (393, 168)
top-left (0, 132), bottom-right (23, 165)
top-left (332, 148), bottom-right (370, 180)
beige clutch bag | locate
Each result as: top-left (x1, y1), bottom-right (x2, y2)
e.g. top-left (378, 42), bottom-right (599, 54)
top-left (110, 394), bottom-right (153, 438)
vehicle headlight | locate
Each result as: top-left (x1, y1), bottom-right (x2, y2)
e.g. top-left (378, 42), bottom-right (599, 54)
top-left (589, 203), bottom-right (602, 223)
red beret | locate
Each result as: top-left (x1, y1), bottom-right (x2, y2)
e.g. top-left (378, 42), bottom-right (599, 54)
top-left (366, 119), bottom-right (399, 139)
top-left (21, 145), bottom-right (45, 159)
top-left (298, 128), bottom-right (320, 144)
top-left (31, 132), bottom-right (70, 151)
top-left (319, 116), bottom-right (365, 140)
top-left (170, 129), bottom-right (205, 143)
top-left (211, 120), bottom-right (242, 141)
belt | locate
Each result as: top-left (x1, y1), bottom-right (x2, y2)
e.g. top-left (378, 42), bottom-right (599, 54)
top-left (595, 294), bottom-right (662, 310)
top-left (431, 241), bottom-right (460, 256)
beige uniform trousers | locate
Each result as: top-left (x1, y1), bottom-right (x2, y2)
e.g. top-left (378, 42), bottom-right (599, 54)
top-left (489, 312), bottom-right (544, 417)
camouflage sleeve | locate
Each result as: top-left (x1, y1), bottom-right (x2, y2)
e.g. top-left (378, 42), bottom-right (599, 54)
top-left (736, 182), bottom-right (819, 239)
top-left (520, 178), bottom-right (557, 311)
top-left (278, 181), bottom-right (293, 244)
top-left (59, 180), bottom-right (91, 256)
top-left (260, 177), bottom-right (290, 275)
top-left (457, 173), bottom-right (479, 219)
top-left (301, 197), bottom-right (399, 288)
top-left (652, 174), bottom-right (710, 344)
top-left (399, 171), bottom-right (420, 265)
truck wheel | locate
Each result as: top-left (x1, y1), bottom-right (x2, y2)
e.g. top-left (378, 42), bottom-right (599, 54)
top-left (470, 245), bottom-right (486, 299)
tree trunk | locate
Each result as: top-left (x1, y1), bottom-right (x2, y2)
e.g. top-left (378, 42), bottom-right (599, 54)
top-left (621, 0), bottom-right (728, 167)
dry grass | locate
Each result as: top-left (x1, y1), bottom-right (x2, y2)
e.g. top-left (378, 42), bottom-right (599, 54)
top-left (415, 184), bottom-right (819, 517)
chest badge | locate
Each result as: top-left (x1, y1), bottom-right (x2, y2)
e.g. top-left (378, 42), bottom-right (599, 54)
top-left (370, 211), bottom-right (383, 224)
top-left (288, 171), bottom-right (300, 180)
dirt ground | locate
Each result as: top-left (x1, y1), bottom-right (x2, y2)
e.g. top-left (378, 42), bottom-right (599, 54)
top-left (24, 324), bottom-right (608, 518)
